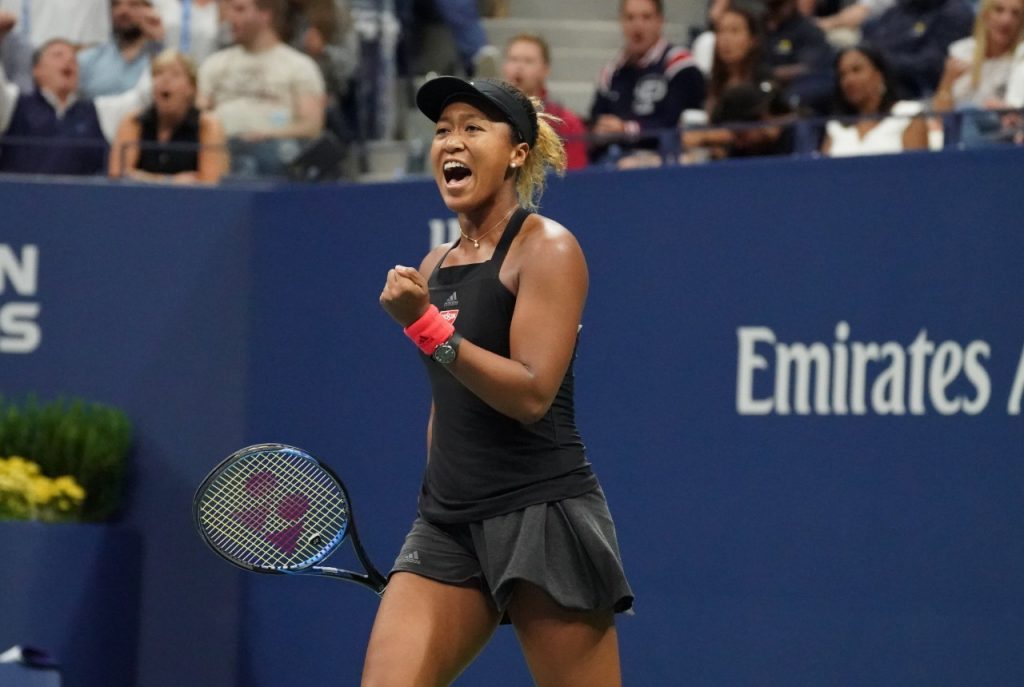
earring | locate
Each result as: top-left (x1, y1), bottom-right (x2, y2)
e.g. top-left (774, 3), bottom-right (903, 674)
top-left (510, 163), bottom-right (518, 168)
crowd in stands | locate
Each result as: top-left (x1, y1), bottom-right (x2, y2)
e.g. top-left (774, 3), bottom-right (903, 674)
top-left (0, 0), bottom-right (1021, 183)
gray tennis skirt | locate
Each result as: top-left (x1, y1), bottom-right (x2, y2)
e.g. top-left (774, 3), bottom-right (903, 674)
top-left (390, 487), bottom-right (634, 621)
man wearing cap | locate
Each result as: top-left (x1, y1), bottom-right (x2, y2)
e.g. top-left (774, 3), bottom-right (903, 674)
top-left (78, 0), bottom-right (166, 99)
top-left (589, 0), bottom-right (705, 163)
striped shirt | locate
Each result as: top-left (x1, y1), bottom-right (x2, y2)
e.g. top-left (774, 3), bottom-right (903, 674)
top-left (590, 38), bottom-right (705, 138)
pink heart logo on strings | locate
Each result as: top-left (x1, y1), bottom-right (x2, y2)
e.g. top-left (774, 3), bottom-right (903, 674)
top-left (232, 471), bottom-right (311, 555)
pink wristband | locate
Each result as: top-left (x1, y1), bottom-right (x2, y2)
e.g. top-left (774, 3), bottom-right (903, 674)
top-left (403, 305), bottom-right (455, 355)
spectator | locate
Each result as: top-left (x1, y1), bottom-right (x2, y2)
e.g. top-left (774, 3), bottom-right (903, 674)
top-left (152, 0), bottom-right (224, 64)
top-left (501, 33), bottom-right (588, 170)
top-left (198, 0), bottom-right (326, 176)
top-left (762, 0), bottom-right (834, 113)
top-left (709, 80), bottom-right (796, 157)
top-left (0, 10), bottom-right (32, 90)
top-left (821, 44), bottom-right (929, 156)
top-left (109, 48), bottom-right (228, 183)
top-left (348, 0), bottom-right (400, 140)
top-left (933, 0), bottom-right (1024, 123)
top-left (282, 0), bottom-right (358, 139)
top-left (0, 35), bottom-right (152, 175)
top-left (707, 2), bottom-right (772, 112)
top-left (78, 0), bottom-right (165, 99)
top-left (590, 0), bottom-right (706, 163)
top-left (861, 0), bottom-right (974, 99)
top-left (0, 0), bottom-right (111, 48)
top-left (684, 1), bottom-right (776, 156)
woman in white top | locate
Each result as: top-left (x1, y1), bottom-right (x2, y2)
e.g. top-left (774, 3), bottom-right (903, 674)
top-left (934, 0), bottom-right (1024, 109)
top-left (933, 0), bottom-right (1024, 144)
top-left (821, 44), bottom-right (928, 157)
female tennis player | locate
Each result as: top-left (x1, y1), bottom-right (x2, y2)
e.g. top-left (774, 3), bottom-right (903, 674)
top-left (371, 76), bottom-right (633, 687)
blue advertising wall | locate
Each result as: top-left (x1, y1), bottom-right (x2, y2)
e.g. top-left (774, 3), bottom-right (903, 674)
top-left (1, 148), bottom-right (1022, 687)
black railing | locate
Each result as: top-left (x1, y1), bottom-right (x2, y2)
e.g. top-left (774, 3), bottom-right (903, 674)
top-left (0, 108), bottom-right (1021, 183)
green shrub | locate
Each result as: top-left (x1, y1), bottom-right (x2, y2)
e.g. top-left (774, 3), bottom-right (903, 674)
top-left (0, 396), bottom-right (132, 522)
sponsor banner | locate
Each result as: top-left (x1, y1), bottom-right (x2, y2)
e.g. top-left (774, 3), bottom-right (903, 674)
top-left (0, 244), bottom-right (40, 353)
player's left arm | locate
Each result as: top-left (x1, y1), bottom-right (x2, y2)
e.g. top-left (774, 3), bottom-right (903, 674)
top-left (448, 217), bottom-right (588, 424)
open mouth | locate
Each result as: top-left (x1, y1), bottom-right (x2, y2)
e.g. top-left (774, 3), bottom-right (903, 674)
top-left (443, 160), bottom-right (472, 187)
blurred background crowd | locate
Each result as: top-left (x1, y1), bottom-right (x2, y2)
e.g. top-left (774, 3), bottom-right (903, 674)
top-left (0, 0), bottom-right (1020, 184)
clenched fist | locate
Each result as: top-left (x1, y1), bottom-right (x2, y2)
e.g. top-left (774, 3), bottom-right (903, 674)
top-left (380, 265), bottom-right (429, 327)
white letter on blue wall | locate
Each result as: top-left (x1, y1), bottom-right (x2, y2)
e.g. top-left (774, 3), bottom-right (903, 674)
top-left (737, 327), bottom-right (775, 415)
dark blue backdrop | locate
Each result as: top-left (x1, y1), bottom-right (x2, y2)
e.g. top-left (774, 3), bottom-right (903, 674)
top-left (1, 149), bottom-right (1022, 686)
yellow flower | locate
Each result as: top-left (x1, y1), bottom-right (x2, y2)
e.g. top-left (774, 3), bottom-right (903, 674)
top-left (6, 456), bottom-right (40, 476)
top-left (0, 457), bottom-right (86, 521)
top-left (53, 475), bottom-right (86, 502)
top-left (29, 477), bottom-right (55, 504)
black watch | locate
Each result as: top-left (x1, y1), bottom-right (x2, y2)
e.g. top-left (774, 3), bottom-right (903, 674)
top-left (431, 332), bottom-right (463, 365)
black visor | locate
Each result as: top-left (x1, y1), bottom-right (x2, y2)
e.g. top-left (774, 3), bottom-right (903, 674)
top-left (416, 76), bottom-right (538, 147)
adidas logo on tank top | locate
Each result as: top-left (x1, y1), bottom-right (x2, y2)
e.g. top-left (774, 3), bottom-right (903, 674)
top-left (441, 291), bottom-right (459, 323)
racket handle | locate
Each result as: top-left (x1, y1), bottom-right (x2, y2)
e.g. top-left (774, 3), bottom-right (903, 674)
top-left (313, 566), bottom-right (387, 596)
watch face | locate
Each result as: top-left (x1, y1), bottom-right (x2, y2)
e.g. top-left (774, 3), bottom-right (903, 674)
top-left (432, 342), bottom-right (457, 364)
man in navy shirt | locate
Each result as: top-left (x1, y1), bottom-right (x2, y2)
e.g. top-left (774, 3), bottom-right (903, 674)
top-left (862, 0), bottom-right (973, 99)
top-left (589, 0), bottom-right (705, 163)
top-left (763, 0), bottom-right (834, 114)
top-left (0, 22), bottom-right (150, 175)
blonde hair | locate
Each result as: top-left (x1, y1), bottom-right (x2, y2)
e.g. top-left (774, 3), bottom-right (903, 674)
top-left (514, 97), bottom-right (568, 210)
top-left (151, 48), bottom-right (198, 88)
top-left (970, 0), bottom-right (1024, 88)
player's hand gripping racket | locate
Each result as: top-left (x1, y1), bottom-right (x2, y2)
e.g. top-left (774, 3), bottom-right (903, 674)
top-left (193, 443), bottom-right (387, 596)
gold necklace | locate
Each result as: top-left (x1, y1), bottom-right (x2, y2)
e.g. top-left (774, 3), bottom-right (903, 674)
top-left (460, 206), bottom-right (517, 249)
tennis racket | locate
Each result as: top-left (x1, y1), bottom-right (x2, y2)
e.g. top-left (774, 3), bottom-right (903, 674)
top-left (193, 443), bottom-right (387, 596)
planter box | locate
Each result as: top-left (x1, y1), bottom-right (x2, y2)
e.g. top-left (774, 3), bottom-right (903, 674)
top-left (0, 523), bottom-right (143, 687)
top-left (0, 664), bottom-right (62, 687)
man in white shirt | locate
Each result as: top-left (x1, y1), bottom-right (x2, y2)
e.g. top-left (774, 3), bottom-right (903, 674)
top-left (198, 0), bottom-right (326, 176)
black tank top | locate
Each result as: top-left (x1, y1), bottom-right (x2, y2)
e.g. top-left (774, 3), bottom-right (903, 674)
top-left (418, 207), bottom-right (598, 524)
top-left (136, 106), bottom-right (201, 175)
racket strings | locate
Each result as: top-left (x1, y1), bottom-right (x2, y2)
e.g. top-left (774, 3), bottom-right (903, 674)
top-left (198, 449), bottom-right (349, 570)
top-left (203, 454), bottom-right (345, 567)
top-left (211, 453), bottom-right (346, 562)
